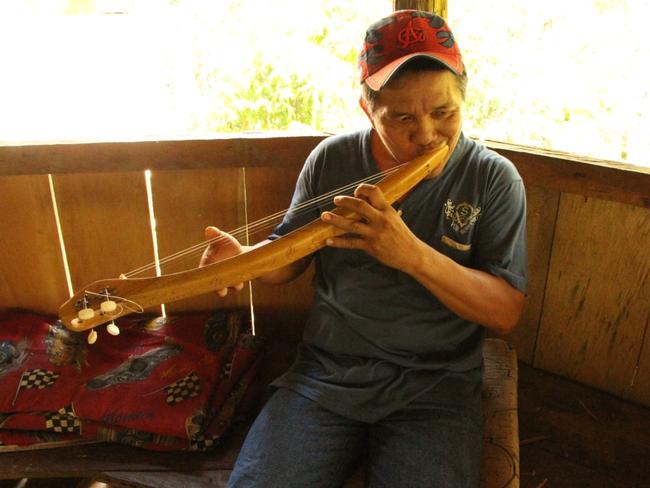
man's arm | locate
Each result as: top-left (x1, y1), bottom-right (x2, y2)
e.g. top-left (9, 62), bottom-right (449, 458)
top-left (403, 242), bottom-right (524, 334)
top-left (200, 227), bottom-right (312, 296)
top-left (321, 184), bottom-right (525, 334)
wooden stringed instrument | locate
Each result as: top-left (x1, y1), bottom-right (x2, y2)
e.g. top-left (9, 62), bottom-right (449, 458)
top-left (58, 144), bottom-right (449, 340)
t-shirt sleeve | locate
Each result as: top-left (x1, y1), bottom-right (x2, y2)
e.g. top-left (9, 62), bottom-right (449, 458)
top-left (473, 175), bottom-right (528, 294)
top-left (268, 152), bottom-right (319, 240)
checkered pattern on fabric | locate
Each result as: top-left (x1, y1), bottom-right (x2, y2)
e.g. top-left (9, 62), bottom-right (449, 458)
top-left (45, 405), bottom-right (81, 434)
top-left (165, 372), bottom-right (201, 405)
top-left (20, 369), bottom-right (59, 390)
top-left (189, 433), bottom-right (220, 452)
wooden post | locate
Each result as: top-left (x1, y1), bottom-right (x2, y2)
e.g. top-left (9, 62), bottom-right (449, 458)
top-left (393, 0), bottom-right (447, 18)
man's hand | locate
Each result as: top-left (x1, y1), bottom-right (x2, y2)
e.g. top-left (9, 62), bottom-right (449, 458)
top-left (199, 226), bottom-right (245, 297)
top-left (320, 183), bottom-right (423, 274)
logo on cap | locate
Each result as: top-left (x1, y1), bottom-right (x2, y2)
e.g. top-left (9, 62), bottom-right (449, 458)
top-left (398, 19), bottom-right (426, 48)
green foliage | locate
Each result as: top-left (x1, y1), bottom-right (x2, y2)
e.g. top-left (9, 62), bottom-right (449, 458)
top-left (186, 0), bottom-right (390, 134)
top-left (210, 56), bottom-right (316, 131)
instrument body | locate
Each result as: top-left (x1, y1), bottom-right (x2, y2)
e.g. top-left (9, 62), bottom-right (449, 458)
top-left (59, 145), bottom-right (449, 332)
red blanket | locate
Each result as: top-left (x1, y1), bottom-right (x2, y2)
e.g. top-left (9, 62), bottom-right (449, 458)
top-left (0, 309), bottom-right (263, 452)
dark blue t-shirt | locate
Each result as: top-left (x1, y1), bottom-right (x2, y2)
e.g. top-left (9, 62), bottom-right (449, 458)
top-left (270, 129), bottom-right (527, 422)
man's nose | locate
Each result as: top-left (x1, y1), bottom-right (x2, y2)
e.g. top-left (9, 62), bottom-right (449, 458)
top-left (411, 117), bottom-right (436, 146)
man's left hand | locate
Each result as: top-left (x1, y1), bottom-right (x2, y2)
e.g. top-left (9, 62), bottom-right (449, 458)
top-left (321, 183), bottom-right (423, 273)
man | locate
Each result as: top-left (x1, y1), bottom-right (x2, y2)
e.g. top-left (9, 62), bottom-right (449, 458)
top-left (203, 10), bottom-right (527, 488)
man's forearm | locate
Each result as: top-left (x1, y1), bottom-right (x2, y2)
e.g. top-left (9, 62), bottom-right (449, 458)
top-left (243, 240), bottom-right (312, 285)
top-left (406, 240), bottom-right (525, 334)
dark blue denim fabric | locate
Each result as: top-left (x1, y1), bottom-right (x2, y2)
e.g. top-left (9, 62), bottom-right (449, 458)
top-left (227, 387), bottom-right (482, 488)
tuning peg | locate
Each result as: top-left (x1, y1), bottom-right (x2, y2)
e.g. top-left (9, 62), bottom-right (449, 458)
top-left (106, 321), bottom-right (120, 336)
top-left (88, 329), bottom-right (98, 344)
top-left (100, 300), bottom-right (117, 313)
top-left (78, 308), bottom-right (95, 321)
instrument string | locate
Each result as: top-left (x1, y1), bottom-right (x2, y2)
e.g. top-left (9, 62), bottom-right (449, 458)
top-left (123, 166), bottom-right (402, 277)
top-left (84, 290), bottom-right (145, 314)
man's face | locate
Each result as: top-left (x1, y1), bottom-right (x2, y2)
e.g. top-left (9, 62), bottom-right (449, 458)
top-left (365, 69), bottom-right (464, 165)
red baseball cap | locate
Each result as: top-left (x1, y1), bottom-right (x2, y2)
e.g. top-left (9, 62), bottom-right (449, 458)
top-left (359, 10), bottom-right (464, 90)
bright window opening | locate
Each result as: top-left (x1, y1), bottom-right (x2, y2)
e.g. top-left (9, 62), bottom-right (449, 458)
top-left (449, 0), bottom-right (650, 167)
top-left (1, 1), bottom-right (648, 169)
top-left (0, 0), bottom-right (392, 142)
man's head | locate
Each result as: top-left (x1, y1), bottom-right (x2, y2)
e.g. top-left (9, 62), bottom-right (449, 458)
top-left (357, 10), bottom-right (466, 166)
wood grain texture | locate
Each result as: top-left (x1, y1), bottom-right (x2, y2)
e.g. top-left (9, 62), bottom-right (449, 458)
top-left (518, 362), bottom-right (650, 487)
top-left (508, 186), bottom-right (560, 363)
top-left (534, 194), bottom-right (650, 400)
top-left (627, 290), bottom-right (650, 406)
top-left (243, 165), bottom-right (318, 343)
top-left (479, 339), bottom-right (520, 488)
top-left (2, 137), bottom-right (647, 209)
top-left (0, 136), bottom-right (322, 176)
top-left (0, 175), bottom-right (69, 313)
top-left (491, 142), bottom-right (650, 209)
top-left (101, 470), bottom-right (230, 488)
top-left (519, 444), bottom-right (639, 488)
top-left (0, 439), bottom-right (242, 479)
top-left (52, 172), bottom-right (156, 321)
top-left (150, 168), bottom-right (246, 313)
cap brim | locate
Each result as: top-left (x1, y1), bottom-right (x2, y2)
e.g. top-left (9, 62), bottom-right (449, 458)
top-left (364, 53), bottom-right (461, 91)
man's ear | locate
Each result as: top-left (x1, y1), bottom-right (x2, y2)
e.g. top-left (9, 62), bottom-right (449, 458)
top-left (359, 97), bottom-right (374, 126)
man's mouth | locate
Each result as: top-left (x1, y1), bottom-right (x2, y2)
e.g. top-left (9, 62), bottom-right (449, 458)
top-left (417, 142), bottom-right (447, 156)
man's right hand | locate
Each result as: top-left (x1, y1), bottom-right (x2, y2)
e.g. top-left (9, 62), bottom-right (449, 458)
top-left (199, 226), bottom-right (245, 297)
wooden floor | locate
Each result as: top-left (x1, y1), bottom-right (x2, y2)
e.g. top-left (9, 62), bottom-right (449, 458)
top-left (517, 363), bottom-right (650, 488)
top-left (1, 362), bottom-right (649, 488)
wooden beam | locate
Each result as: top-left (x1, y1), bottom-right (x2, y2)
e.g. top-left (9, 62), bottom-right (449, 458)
top-left (101, 470), bottom-right (232, 488)
top-left (489, 140), bottom-right (650, 209)
top-left (0, 441), bottom-right (240, 479)
top-left (393, 0), bottom-right (448, 18)
top-left (1, 136), bottom-right (648, 208)
top-left (0, 135), bottom-right (325, 176)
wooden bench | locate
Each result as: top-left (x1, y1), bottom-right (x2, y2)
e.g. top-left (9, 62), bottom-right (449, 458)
top-left (0, 338), bottom-right (519, 488)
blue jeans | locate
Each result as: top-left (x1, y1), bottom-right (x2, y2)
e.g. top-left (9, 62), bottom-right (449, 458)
top-left (227, 387), bottom-right (483, 488)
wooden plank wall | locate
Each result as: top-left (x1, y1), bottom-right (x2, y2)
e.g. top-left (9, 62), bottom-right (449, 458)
top-left (150, 168), bottom-right (246, 314)
top-left (500, 148), bottom-right (650, 408)
top-left (533, 195), bottom-right (650, 404)
top-left (53, 173), bottom-right (153, 298)
top-left (0, 137), bottom-right (648, 408)
top-left (0, 175), bottom-right (69, 312)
